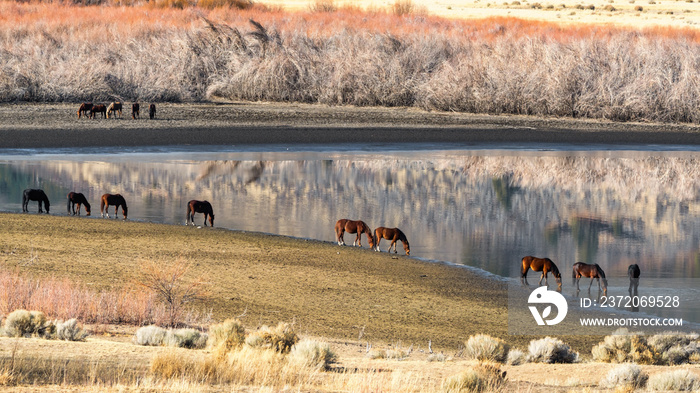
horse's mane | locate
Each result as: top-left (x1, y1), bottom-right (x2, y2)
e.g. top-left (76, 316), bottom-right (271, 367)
top-left (548, 259), bottom-right (560, 276)
top-left (397, 228), bottom-right (407, 241)
top-left (595, 264), bottom-right (606, 278)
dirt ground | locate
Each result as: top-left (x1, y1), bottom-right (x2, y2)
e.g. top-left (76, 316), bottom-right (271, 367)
top-left (1, 102), bottom-right (700, 149)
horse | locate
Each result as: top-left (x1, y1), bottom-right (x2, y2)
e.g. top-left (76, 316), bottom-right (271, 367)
top-left (186, 200), bottom-right (214, 227)
top-left (628, 264), bottom-right (640, 295)
top-left (335, 219), bottom-right (375, 249)
top-left (149, 103), bottom-right (156, 119)
top-left (373, 227), bottom-right (410, 255)
top-left (77, 103), bottom-right (93, 119)
top-left (67, 192), bottom-right (91, 216)
top-left (572, 262), bottom-right (608, 295)
top-left (90, 104), bottom-right (107, 119)
top-left (22, 189), bottom-right (50, 214)
top-left (106, 102), bottom-right (122, 119)
top-left (521, 256), bottom-right (562, 289)
top-left (100, 193), bottom-right (128, 219)
top-left (132, 103), bottom-right (140, 119)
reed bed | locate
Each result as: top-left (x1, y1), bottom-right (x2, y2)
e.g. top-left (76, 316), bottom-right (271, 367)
top-left (2, 3), bottom-right (700, 122)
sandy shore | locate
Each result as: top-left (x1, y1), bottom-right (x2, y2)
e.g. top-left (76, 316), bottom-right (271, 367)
top-left (1, 102), bottom-right (700, 148)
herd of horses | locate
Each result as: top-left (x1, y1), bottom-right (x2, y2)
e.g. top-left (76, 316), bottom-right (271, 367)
top-left (23, 188), bottom-right (214, 226)
top-left (521, 255), bottom-right (642, 296)
top-left (77, 102), bottom-right (156, 120)
top-left (334, 219), bottom-right (410, 255)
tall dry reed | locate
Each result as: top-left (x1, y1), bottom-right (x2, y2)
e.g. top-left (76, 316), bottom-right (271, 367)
top-left (3, 3), bottom-right (700, 123)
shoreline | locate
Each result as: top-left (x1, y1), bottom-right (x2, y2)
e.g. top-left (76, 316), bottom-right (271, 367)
top-left (2, 102), bottom-right (700, 148)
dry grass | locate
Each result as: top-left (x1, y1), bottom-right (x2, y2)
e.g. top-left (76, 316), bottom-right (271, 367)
top-left (2, 3), bottom-right (700, 123)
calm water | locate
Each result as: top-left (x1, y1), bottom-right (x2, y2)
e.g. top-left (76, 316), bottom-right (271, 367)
top-left (1, 146), bottom-right (699, 281)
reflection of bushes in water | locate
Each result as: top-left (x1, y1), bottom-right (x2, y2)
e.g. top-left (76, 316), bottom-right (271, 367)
top-left (570, 216), bottom-right (600, 264)
top-left (491, 176), bottom-right (519, 210)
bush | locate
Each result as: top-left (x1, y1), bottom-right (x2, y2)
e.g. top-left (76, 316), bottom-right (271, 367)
top-left (463, 334), bottom-right (510, 363)
top-left (591, 330), bottom-right (699, 365)
top-left (3, 310), bottom-right (53, 338)
top-left (135, 325), bottom-right (168, 346)
top-left (164, 328), bottom-right (208, 349)
top-left (288, 339), bottom-right (337, 370)
top-left (506, 349), bottom-right (527, 365)
top-left (207, 319), bottom-right (246, 353)
top-left (600, 363), bottom-right (648, 389)
top-left (55, 319), bottom-right (89, 341)
top-left (647, 369), bottom-right (700, 391)
top-left (527, 337), bottom-right (578, 363)
top-left (244, 322), bottom-right (298, 353)
top-left (442, 363), bottom-right (506, 393)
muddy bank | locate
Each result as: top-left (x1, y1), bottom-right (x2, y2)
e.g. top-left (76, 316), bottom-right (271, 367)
top-left (1, 102), bottom-right (700, 148)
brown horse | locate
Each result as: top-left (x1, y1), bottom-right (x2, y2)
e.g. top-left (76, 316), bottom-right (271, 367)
top-left (373, 227), bottom-right (410, 255)
top-left (100, 193), bottom-right (128, 219)
top-left (67, 192), bottom-right (91, 216)
top-left (335, 219), bottom-right (375, 249)
top-left (628, 264), bottom-right (640, 295)
top-left (132, 103), bottom-right (140, 119)
top-left (90, 104), bottom-right (107, 119)
top-left (521, 256), bottom-right (562, 289)
top-left (186, 200), bottom-right (214, 227)
top-left (573, 262), bottom-right (608, 295)
top-left (106, 102), bottom-right (122, 118)
top-left (149, 103), bottom-right (156, 119)
top-left (77, 103), bottom-right (93, 119)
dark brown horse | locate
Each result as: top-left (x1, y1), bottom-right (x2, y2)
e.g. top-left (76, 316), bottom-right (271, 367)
top-left (67, 192), bottom-right (91, 216)
top-left (628, 264), bottom-right (640, 294)
top-left (186, 200), bottom-right (214, 227)
top-left (106, 102), bottom-right (122, 118)
top-left (100, 193), bottom-right (128, 219)
top-left (77, 103), bottom-right (93, 119)
top-left (90, 104), bottom-right (107, 119)
top-left (373, 227), bottom-right (410, 255)
top-left (22, 189), bottom-right (50, 214)
top-left (573, 262), bottom-right (608, 295)
top-left (521, 256), bottom-right (562, 289)
top-left (335, 219), bottom-right (375, 249)
top-left (149, 103), bottom-right (156, 119)
top-left (132, 102), bottom-right (140, 119)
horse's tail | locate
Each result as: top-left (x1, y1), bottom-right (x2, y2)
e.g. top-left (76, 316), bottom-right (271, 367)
top-left (67, 194), bottom-right (71, 213)
top-left (100, 196), bottom-right (105, 213)
top-left (186, 203), bottom-right (191, 223)
top-left (572, 263), bottom-right (578, 286)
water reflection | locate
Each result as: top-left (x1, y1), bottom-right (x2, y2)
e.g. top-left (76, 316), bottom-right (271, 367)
top-left (0, 150), bottom-right (698, 280)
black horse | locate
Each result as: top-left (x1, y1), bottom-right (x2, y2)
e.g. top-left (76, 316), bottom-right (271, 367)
top-left (67, 192), bottom-right (91, 216)
top-left (628, 264), bottom-right (641, 295)
top-left (186, 200), bottom-right (215, 227)
top-left (22, 189), bottom-right (50, 214)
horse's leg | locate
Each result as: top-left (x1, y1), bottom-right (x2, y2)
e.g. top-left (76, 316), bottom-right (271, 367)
top-left (391, 239), bottom-right (398, 253)
top-left (354, 232), bottom-right (361, 247)
top-left (588, 278), bottom-right (594, 291)
top-left (203, 213), bottom-right (208, 227)
top-left (375, 236), bottom-right (382, 252)
top-left (538, 272), bottom-right (544, 286)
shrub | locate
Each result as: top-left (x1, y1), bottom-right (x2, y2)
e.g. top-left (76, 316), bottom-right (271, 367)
top-left (506, 349), bottom-right (527, 365)
top-left (207, 319), bottom-right (246, 353)
top-left (392, 0), bottom-right (415, 16)
top-left (3, 310), bottom-right (53, 338)
top-left (600, 363), bottom-right (648, 389)
top-left (647, 369), bottom-right (700, 391)
top-left (288, 339), bottom-right (337, 370)
top-left (463, 334), bottom-right (510, 363)
top-left (428, 353), bottom-right (448, 362)
top-left (591, 330), bottom-right (698, 365)
top-left (442, 363), bottom-right (506, 393)
top-left (55, 319), bottom-right (89, 341)
top-left (244, 322), bottom-right (298, 353)
top-left (135, 325), bottom-right (168, 346)
top-left (150, 350), bottom-right (198, 379)
top-left (164, 328), bottom-right (208, 349)
top-left (527, 337), bottom-right (578, 363)
top-left (309, 0), bottom-right (336, 12)
top-left (366, 349), bottom-right (387, 359)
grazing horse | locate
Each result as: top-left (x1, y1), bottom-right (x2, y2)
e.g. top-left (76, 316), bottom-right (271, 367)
top-left (132, 103), bottom-right (140, 119)
top-left (186, 200), bottom-right (215, 227)
top-left (100, 193), bottom-right (128, 219)
top-left (573, 262), bottom-right (608, 295)
top-left (149, 103), bottom-right (156, 119)
top-left (22, 189), bottom-right (50, 214)
top-left (628, 264), bottom-right (641, 294)
top-left (335, 219), bottom-right (375, 249)
top-left (106, 102), bottom-right (123, 119)
top-left (67, 192), bottom-right (91, 216)
top-left (90, 104), bottom-right (107, 119)
top-left (77, 103), bottom-right (93, 119)
top-left (373, 227), bottom-right (410, 255)
top-left (521, 256), bottom-right (562, 289)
